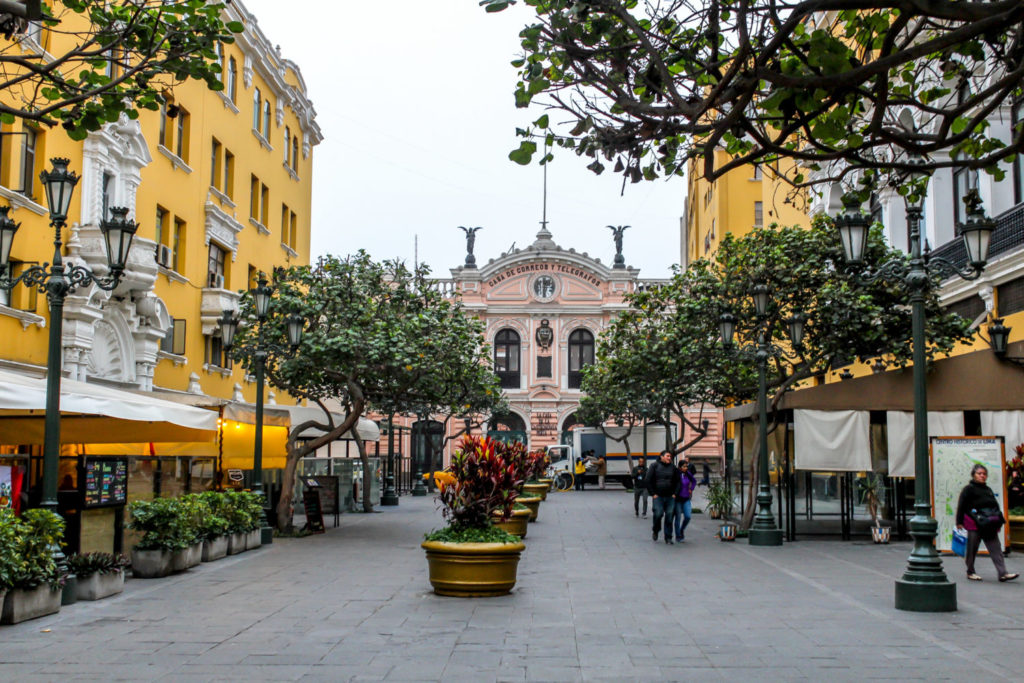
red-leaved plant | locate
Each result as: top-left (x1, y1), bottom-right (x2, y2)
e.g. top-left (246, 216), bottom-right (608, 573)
top-left (436, 435), bottom-right (523, 530)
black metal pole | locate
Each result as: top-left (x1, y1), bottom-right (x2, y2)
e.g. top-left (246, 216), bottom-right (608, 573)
top-left (253, 349), bottom-right (272, 544)
top-left (894, 206), bottom-right (955, 611)
top-left (749, 331), bottom-right (783, 546)
top-left (381, 412), bottom-right (398, 505)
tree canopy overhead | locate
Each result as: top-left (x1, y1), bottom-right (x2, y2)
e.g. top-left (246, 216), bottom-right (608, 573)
top-left (484, 0), bottom-right (1024, 190)
top-left (0, 1), bottom-right (241, 138)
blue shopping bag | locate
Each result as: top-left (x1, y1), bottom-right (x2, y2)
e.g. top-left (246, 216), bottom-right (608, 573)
top-left (952, 528), bottom-right (967, 557)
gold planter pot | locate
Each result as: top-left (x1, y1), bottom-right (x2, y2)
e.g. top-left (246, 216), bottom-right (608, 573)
top-left (518, 495), bottom-right (541, 522)
top-left (522, 483), bottom-right (548, 501)
top-left (492, 507), bottom-right (531, 538)
top-left (1009, 515), bottom-right (1024, 551)
top-left (421, 540), bottom-right (526, 597)
top-left (538, 478), bottom-right (553, 492)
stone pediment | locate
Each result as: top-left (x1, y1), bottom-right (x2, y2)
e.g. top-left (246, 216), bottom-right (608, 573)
top-left (487, 277), bottom-right (529, 301)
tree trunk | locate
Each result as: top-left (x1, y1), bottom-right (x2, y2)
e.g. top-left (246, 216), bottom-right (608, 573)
top-left (353, 429), bottom-right (374, 513)
top-left (741, 427), bottom-right (760, 530)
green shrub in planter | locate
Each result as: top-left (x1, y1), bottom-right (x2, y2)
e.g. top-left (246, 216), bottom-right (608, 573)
top-left (194, 492), bottom-right (230, 540)
top-left (9, 509), bottom-right (65, 589)
top-left (0, 508), bottom-right (21, 592)
top-left (223, 490), bottom-right (263, 533)
top-left (127, 498), bottom-right (191, 551)
top-left (66, 552), bottom-right (130, 578)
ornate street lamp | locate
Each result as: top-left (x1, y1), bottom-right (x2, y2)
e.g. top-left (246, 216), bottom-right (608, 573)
top-left (221, 273), bottom-right (304, 545)
top-left (0, 159), bottom-right (137, 518)
top-left (719, 288), bottom-right (806, 547)
top-left (988, 319), bottom-right (1010, 355)
top-left (834, 177), bottom-right (994, 612)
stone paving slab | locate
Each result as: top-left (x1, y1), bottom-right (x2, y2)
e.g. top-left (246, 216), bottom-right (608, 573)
top-left (1, 489), bottom-right (1021, 681)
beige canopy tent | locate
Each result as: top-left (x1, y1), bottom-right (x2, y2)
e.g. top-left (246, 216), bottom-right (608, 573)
top-left (0, 368), bottom-right (218, 443)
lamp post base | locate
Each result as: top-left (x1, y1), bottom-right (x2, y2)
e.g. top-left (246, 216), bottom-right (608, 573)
top-left (260, 525), bottom-right (274, 545)
top-left (748, 527), bottom-right (784, 546)
top-left (412, 470), bottom-right (428, 497)
top-left (894, 579), bottom-right (956, 612)
top-left (381, 475), bottom-right (399, 506)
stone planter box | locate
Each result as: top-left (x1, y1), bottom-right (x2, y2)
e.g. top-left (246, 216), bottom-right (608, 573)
top-left (1, 585), bottom-right (62, 624)
top-left (170, 548), bottom-right (190, 573)
top-left (202, 535), bottom-right (229, 562)
top-left (131, 548), bottom-right (173, 578)
top-left (76, 571), bottom-right (125, 601)
top-left (185, 542), bottom-right (202, 568)
top-left (247, 529), bottom-right (262, 550)
top-left (227, 531), bottom-right (247, 555)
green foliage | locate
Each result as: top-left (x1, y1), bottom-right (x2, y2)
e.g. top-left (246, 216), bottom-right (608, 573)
top-left (0, 509), bottom-right (65, 589)
top-left (483, 1), bottom-right (1024, 190)
top-left (127, 497), bottom-right (192, 551)
top-left (424, 524), bottom-right (520, 544)
top-left (193, 491), bottom-right (231, 540)
top-left (705, 480), bottom-right (734, 518)
top-left (66, 552), bottom-right (130, 578)
top-left (435, 435), bottom-right (523, 530)
top-left (1010, 507), bottom-right (1024, 517)
top-left (1, 2), bottom-right (243, 135)
top-left (222, 490), bottom-right (263, 533)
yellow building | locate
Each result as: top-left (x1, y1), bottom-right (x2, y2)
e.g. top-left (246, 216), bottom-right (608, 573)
top-left (682, 151), bottom-right (810, 267)
top-left (0, 2), bottom-right (322, 550)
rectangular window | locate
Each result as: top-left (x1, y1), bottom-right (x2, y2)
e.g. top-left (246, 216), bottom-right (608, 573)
top-left (155, 205), bottom-right (169, 247)
top-left (172, 218), bottom-right (185, 272)
top-left (207, 243), bottom-right (226, 288)
top-left (223, 150), bottom-right (234, 199)
top-left (175, 108), bottom-right (189, 161)
top-left (284, 126), bottom-right (291, 164)
top-left (752, 165), bottom-right (762, 180)
top-left (205, 335), bottom-right (230, 369)
top-left (101, 172), bottom-right (113, 221)
top-left (945, 294), bottom-right (986, 323)
top-left (281, 203), bottom-right (289, 243)
top-left (227, 57), bottom-right (237, 102)
top-left (253, 88), bottom-right (262, 132)
top-left (753, 201), bottom-right (763, 227)
top-left (161, 319), bottom-right (186, 356)
top-left (247, 265), bottom-right (258, 290)
top-left (210, 138), bottom-right (222, 191)
top-left (20, 128), bottom-right (36, 197)
top-left (250, 175), bottom-right (259, 220)
top-left (536, 356), bottom-right (552, 378)
top-left (952, 163), bottom-right (979, 230)
top-left (292, 135), bottom-right (299, 170)
top-left (2, 261), bottom-right (38, 311)
top-left (159, 102), bottom-right (169, 148)
top-left (289, 211), bottom-right (297, 249)
top-left (262, 99), bottom-right (272, 138)
top-left (261, 185), bottom-right (269, 225)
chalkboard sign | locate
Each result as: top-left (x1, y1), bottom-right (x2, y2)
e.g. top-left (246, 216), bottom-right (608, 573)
top-left (302, 488), bottom-right (325, 534)
top-left (83, 458), bottom-right (127, 508)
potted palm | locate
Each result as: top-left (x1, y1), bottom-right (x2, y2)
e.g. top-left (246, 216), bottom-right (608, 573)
top-left (67, 552), bottom-right (130, 601)
top-left (860, 475), bottom-right (890, 544)
top-left (422, 435), bottom-right (525, 597)
top-left (1, 509), bottom-right (65, 624)
top-left (706, 480), bottom-right (737, 541)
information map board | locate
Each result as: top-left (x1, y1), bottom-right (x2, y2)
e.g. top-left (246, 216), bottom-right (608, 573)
top-left (930, 437), bottom-right (1007, 552)
top-left (83, 458), bottom-right (128, 508)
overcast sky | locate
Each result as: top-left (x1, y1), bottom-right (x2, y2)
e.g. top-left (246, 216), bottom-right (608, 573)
top-left (243, 1), bottom-right (685, 279)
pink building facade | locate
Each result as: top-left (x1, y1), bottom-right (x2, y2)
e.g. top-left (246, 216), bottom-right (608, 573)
top-left (387, 226), bottom-right (724, 479)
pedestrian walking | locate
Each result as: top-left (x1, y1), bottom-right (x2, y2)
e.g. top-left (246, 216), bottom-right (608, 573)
top-left (700, 462), bottom-right (711, 487)
top-left (597, 454), bottom-right (607, 489)
top-left (632, 457), bottom-right (648, 517)
top-left (674, 460), bottom-right (697, 542)
top-left (645, 450), bottom-right (680, 544)
top-left (956, 464), bottom-right (1019, 582)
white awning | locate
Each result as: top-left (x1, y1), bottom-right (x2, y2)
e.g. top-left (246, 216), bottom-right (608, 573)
top-left (794, 410), bottom-right (871, 472)
top-left (277, 404), bottom-right (380, 442)
top-left (886, 411), bottom-right (964, 478)
top-left (0, 368), bottom-right (218, 443)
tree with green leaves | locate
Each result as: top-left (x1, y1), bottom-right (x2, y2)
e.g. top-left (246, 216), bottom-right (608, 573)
top-left (229, 252), bottom-right (501, 529)
top-left (483, 0), bottom-right (1024, 191)
top-left (0, 1), bottom-right (241, 138)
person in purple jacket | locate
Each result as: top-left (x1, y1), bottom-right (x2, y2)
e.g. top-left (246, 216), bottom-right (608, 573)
top-left (673, 460), bottom-right (697, 542)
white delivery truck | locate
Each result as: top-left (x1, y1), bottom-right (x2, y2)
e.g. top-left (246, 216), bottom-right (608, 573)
top-left (545, 424), bottom-right (675, 490)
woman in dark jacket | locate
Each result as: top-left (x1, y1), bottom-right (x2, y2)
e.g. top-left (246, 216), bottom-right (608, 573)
top-left (955, 464), bottom-right (1018, 582)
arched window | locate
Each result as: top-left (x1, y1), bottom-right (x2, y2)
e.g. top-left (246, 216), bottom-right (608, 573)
top-left (494, 328), bottom-right (520, 389)
top-left (568, 328), bottom-right (595, 389)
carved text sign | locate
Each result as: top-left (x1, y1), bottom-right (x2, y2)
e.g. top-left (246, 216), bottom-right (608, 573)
top-left (487, 263), bottom-right (601, 288)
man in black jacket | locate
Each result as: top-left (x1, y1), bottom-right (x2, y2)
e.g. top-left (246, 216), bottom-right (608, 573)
top-left (645, 451), bottom-right (680, 544)
top-left (632, 457), bottom-right (648, 518)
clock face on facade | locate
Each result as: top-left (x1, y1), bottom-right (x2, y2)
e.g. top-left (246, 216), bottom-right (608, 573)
top-left (532, 275), bottom-right (557, 301)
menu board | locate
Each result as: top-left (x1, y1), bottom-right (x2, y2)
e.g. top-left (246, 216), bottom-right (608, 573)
top-left (84, 458), bottom-right (128, 507)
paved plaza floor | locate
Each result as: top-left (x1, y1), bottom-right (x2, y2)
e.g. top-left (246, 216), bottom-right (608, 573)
top-left (1, 489), bottom-right (1021, 682)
